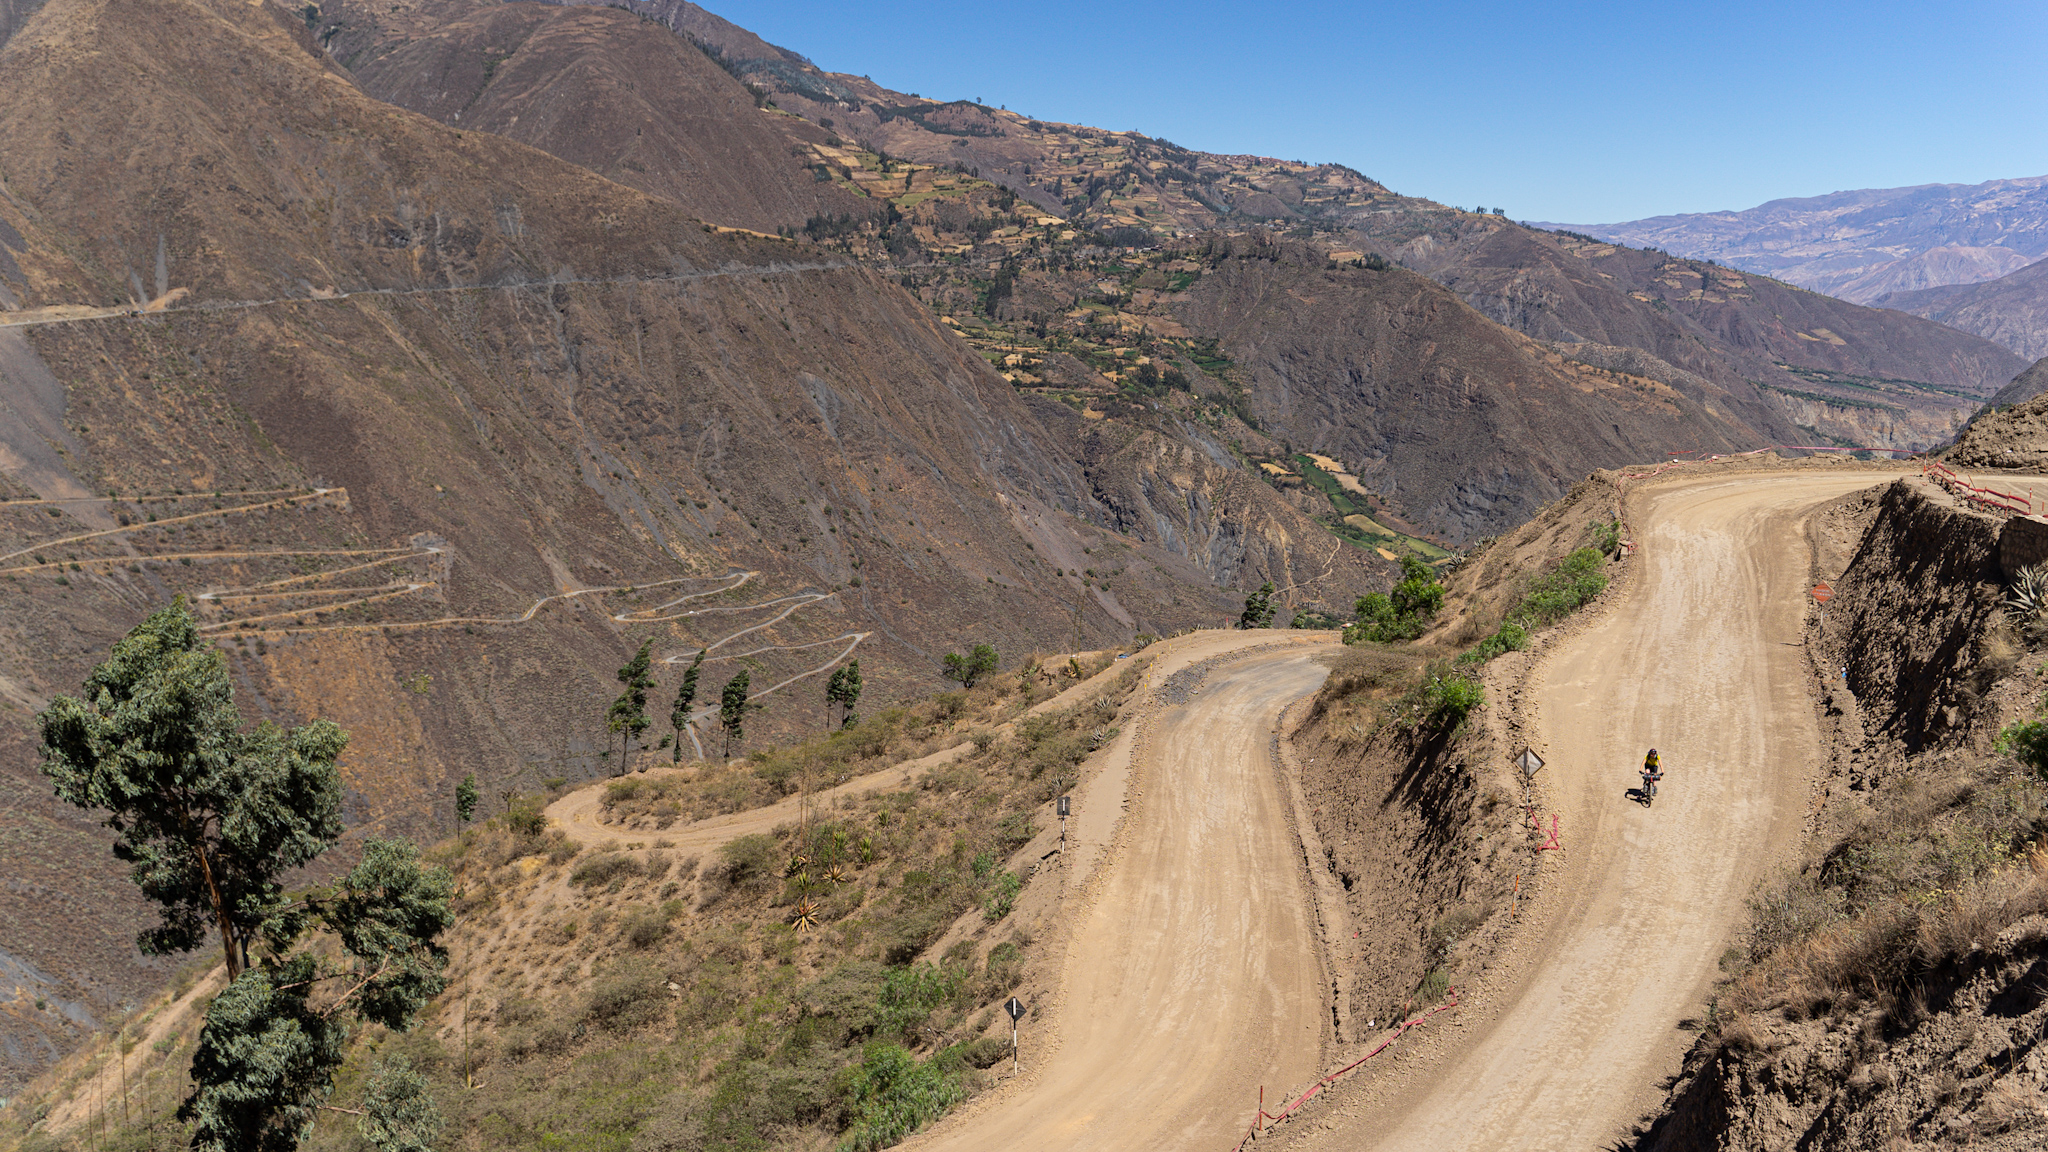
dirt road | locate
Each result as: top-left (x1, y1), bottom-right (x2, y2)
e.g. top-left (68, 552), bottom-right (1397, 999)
top-left (914, 636), bottom-right (1334, 1151)
top-left (1332, 469), bottom-right (1898, 1152)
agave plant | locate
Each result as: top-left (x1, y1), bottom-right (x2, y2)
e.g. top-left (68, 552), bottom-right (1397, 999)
top-left (790, 897), bottom-right (820, 933)
top-left (2007, 564), bottom-right (2048, 638)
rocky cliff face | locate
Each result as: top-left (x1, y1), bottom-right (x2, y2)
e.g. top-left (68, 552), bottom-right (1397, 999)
top-left (1948, 362), bottom-right (2048, 467)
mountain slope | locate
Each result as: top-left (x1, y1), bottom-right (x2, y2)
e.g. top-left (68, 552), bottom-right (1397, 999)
top-left (1319, 212), bottom-right (2027, 453)
top-left (0, 0), bottom-right (1394, 1094)
top-left (324, 0), bottom-right (867, 234)
top-left (1169, 237), bottom-right (1765, 540)
top-left (1880, 254), bottom-right (2048, 361)
top-left (1533, 175), bottom-right (2048, 302)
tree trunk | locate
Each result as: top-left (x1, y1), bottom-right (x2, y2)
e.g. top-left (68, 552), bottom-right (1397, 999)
top-left (195, 845), bottom-right (241, 980)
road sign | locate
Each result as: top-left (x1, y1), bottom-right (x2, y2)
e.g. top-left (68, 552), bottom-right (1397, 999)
top-left (1057, 795), bottom-right (1070, 817)
top-left (1810, 583), bottom-right (1833, 603)
top-left (1004, 997), bottom-right (1026, 1022)
top-left (1517, 748), bottom-right (1544, 776)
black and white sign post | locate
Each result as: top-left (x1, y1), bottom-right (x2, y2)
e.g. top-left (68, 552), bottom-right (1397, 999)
top-left (1056, 795), bottom-right (1070, 861)
top-left (1005, 996), bottom-right (1026, 1071)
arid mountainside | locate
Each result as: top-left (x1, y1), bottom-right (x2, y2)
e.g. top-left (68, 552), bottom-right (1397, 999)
top-left (1344, 212), bottom-right (2029, 451)
top-left (0, 0), bottom-right (1390, 1093)
top-left (1882, 255), bottom-right (2048, 361)
top-left (1946, 360), bottom-right (2048, 467)
top-left (1987, 356), bottom-right (2048, 410)
top-left (1168, 238), bottom-right (1761, 539)
top-left (1534, 175), bottom-right (2048, 302)
top-left (320, 0), bottom-right (867, 234)
top-left (310, 1), bottom-right (2026, 461)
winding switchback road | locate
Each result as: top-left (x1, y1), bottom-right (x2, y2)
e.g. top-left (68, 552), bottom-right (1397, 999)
top-left (913, 631), bottom-right (1337, 1151)
top-left (906, 469), bottom-right (1896, 1152)
top-left (1332, 468), bottom-right (1901, 1151)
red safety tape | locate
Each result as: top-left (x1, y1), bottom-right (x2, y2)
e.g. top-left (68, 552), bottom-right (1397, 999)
top-left (1924, 462), bottom-right (2033, 515)
top-left (1233, 990), bottom-right (1461, 1149)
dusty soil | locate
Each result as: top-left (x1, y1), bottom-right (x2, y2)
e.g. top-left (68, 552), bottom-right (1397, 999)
top-left (1267, 469), bottom-right (1901, 1150)
top-left (906, 629), bottom-right (1340, 1151)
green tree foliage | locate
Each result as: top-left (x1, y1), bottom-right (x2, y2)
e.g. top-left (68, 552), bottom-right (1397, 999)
top-left (607, 640), bottom-right (655, 775)
top-left (179, 839), bottom-right (452, 1152)
top-left (837, 1042), bottom-right (967, 1151)
top-left (357, 1055), bottom-right (444, 1152)
top-left (1458, 547), bottom-right (1610, 666)
top-left (1999, 708), bottom-right (2048, 782)
top-left (36, 599), bottom-right (345, 980)
top-left (941, 644), bottom-right (999, 689)
top-left (1238, 581), bottom-right (1277, 629)
top-left (1346, 558), bottom-right (1442, 642)
top-left (671, 648), bottom-right (706, 763)
top-left (455, 773), bottom-right (478, 823)
top-left (827, 660), bottom-right (864, 729)
top-left (720, 669), bottom-right (755, 757)
top-left (39, 601), bottom-right (452, 1152)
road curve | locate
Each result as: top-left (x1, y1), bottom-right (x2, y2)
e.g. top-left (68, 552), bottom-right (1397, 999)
top-left (912, 640), bottom-right (1334, 1152)
top-left (1334, 469), bottom-right (1899, 1152)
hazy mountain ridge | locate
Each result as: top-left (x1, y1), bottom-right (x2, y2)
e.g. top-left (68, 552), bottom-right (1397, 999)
top-left (1531, 174), bottom-right (2048, 303)
top-left (1880, 256), bottom-right (2048, 362)
top-left (1333, 211), bottom-right (2025, 451)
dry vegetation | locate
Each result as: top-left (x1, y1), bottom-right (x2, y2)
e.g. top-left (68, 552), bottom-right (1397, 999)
top-left (595, 650), bottom-right (1126, 831)
top-left (3, 654), bottom-right (1149, 1152)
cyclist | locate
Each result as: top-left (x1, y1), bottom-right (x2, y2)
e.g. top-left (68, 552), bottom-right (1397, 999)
top-left (1641, 749), bottom-right (1663, 801)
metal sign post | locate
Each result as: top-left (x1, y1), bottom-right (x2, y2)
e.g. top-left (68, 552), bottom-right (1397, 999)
top-left (1057, 795), bottom-right (1070, 861)
top-left (1005, 996), bottom-right (1026, 1070)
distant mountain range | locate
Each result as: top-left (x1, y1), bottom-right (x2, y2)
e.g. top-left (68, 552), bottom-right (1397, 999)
top-left (1532, 175), bottom-right (2048, 304)
top-left (1535, 175), bottom-right (2048, 363)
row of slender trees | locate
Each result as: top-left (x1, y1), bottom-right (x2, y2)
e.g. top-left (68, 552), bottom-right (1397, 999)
top-left (602, 642), bottom-right (865, 772)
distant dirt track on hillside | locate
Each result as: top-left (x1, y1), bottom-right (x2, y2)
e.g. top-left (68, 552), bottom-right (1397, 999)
top-left (1311, 469), bottom-right (1906, 1152)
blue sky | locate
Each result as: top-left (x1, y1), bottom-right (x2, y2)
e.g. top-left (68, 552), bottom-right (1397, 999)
top-left (717, 0), bottom-right (2048, 224)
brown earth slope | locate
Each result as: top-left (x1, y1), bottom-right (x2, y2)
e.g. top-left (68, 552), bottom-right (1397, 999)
top-left (1171, 237), bottom-right (1769, 541)
top-left (1357, 216), bottom-right (2028, 451)
top-left (0, 0), bottom-right (1391, 1094)
top-left (325, 0), bottom-right (869, 234)
top-left (1882, 255), bottom-right (2048, 362)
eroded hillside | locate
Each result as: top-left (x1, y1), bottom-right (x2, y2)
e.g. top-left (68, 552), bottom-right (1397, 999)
top-left (0, 0), bottom-right (1390, 1093)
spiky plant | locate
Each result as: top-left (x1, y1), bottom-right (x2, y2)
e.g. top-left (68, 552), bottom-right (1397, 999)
top-left (2007, 564), bottom-right (2048, 638)
top-left (791, 897), bottom-right (820, 933)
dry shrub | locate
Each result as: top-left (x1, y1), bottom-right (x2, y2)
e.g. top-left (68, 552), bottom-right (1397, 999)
top-left (619, 905), bottom-right (669, 949)
top-left (1978, 1079), bottom-right (2047, 1134)
top-left (569, 852), bottom-right (642, 890)
top-left (1715, 1012), bottom-right (1766, 1054)
top-left (1312, 644), bottom-right (1426, 726)
top-left (582, 960), bottom-right (666, 1033)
